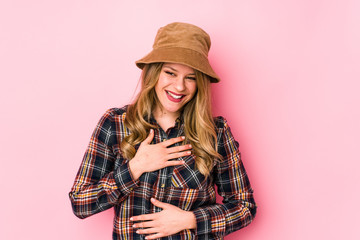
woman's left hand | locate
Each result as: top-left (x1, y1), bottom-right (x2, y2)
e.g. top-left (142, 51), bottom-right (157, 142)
top-left (130, 198), bottom-right (197, 239)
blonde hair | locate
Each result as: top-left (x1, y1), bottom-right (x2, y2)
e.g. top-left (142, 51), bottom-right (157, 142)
top-left (120, 63), bottom-right (222, 177)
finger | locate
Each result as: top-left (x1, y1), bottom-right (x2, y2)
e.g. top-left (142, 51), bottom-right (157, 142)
top-left (143, 129), bottom-right (154, 144)
top-left (166, 144), bottom-right (192, 154)
top-left (135, 227), bottom-right (159, 235)
top-left (130, 213), bottom-right (157, 222)
top-left (145, 233), bottom-right (165, 240)
top-left (162, 136), bottom-right (185, 147)
top-left (164, 160), bottom-right (185, 167)
top-left (150, 198), bottom-right (169, 209)
top-left (167, 150), bottom-right (192, 160)
top-left (133, 220), bottom-right (156, 229)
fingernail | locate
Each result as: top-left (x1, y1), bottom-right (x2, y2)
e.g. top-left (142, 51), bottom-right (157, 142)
top-left (187, 151), bottom-right (191, 154)
top-left (130, 217), bottom-right (133, 221)
top-left (181, 136), bottom-right (185, 139)
top-left (188, 144), bottom-right (192, 148)
top-left (133, 224), bottom-right (136, 228)
top-left (136, 230), bottom-right (140, 234)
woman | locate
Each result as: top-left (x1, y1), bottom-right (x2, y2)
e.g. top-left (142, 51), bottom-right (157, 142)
top-left (69, 22), bottom-right (256, 239)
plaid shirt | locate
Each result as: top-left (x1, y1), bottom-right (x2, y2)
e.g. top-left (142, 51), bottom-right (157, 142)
top-left (69, 106), bottom-right (256, 239)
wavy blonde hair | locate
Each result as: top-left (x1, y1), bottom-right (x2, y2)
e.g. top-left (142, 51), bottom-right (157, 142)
top-left (120, 63), bottom-right (222, 177)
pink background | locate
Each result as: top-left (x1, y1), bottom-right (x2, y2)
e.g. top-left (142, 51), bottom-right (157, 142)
top-left (1, 1), bottom-right (359, 239)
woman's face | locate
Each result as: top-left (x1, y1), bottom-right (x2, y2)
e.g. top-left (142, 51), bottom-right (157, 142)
top-left (154, 63), bottom-right (197, 116)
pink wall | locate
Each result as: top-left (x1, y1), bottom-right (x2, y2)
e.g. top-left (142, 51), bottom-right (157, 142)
top-left (1, 1), bottom-right (359, 239)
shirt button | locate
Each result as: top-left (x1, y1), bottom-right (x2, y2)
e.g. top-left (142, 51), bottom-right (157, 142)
top-left (129, 188), bottom-right (133, 191)
top-left (161, 184), bottom-right (165, 188)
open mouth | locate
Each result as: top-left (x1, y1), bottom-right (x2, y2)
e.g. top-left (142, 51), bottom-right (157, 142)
top-left (166, 90), bottom-right (185, 102)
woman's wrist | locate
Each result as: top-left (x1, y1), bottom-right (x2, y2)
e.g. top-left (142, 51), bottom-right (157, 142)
top-left (128, 157), bottom-right (144, 181)
top-left (184, 211), bottom-right (197, 230)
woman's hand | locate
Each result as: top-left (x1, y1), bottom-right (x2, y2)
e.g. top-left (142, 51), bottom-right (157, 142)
top-left (130, 198), bottom-right (197, 239)
top-left (129, 129), bottom-right (192, 180)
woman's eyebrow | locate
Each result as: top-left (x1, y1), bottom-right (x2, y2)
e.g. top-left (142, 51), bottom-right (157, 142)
top-left (164, 66), bottom-right (178, 72)
top-left (164, 66), bottom-right (195, 75)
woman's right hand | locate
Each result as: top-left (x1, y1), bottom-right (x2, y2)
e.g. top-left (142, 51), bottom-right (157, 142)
top-left (128, 129), bottom-right (192, 180)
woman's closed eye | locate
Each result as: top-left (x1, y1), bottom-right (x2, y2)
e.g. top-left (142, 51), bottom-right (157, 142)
top-left (164, 71), bottom-right (195, 80)
top-left (165, 71), bottom-right (175, 76)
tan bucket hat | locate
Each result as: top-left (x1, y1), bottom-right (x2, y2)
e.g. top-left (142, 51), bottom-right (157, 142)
top-left (135, 22), bottom-right (220, 83)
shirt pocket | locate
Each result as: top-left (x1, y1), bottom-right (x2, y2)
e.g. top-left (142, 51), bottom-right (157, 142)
top-left (167, 155), bottom-right (217, 211)
top-left (170, 154), bottom-right (208, 189)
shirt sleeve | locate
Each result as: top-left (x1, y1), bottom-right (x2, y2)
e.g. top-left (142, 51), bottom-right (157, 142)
top-left (192, 117), bottom-right (257, 238)
top-left (69, 109), bottom-right (139, 219)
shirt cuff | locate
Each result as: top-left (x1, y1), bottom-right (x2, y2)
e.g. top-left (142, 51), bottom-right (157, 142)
top-left (193, 208), bottom-right (212, 235)
top-left (114, 161), bottom-right (139, 195)
top-left (193, 205), bottom-right (227, 237)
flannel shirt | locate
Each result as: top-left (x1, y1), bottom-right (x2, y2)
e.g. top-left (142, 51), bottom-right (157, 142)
top-left (69, 106), bottom-right (256, 239)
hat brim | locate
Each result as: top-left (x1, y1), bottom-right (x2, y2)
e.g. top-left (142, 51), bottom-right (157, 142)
top-left (135, 47), bottom-right (220, 83)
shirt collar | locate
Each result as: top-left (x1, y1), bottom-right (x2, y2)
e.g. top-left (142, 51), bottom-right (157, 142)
top-left (148, 113), bottom-right (184, 129)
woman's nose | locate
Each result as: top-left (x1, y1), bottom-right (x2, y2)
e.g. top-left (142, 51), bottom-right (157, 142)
top-left (174, 77), bottom-right (186, 91)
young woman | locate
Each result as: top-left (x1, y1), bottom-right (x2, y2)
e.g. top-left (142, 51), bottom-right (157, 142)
top-left (69, 22), bottom-right (256, 240)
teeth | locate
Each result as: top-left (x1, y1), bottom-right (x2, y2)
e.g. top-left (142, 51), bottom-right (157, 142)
top-left (167, 91), bottom-right (183, 99)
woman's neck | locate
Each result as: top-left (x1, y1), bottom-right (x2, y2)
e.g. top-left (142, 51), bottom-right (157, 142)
top-left (153, 107), bottom-right (179, 132)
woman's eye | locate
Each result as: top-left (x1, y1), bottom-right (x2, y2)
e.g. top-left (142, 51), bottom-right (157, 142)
top-left (165, 71), bottom-right (175, 76)
top-left (187, 77), bottom-right (196, 81)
